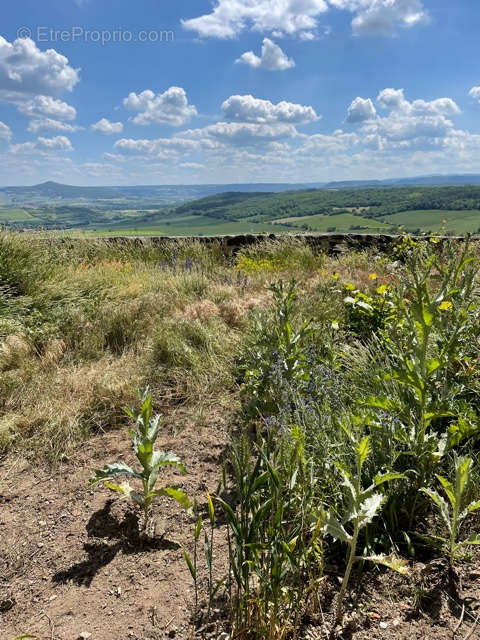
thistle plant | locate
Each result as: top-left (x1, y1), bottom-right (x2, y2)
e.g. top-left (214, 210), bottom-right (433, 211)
top-left (321, 433), bottom-right (408, 626)
top-left (421, 455), bottom-right (480, 564)
top-left (89, 390), bottom-right (191, 534)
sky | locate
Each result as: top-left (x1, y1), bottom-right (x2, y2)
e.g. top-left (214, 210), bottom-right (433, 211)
top-left (0, 0), bottom-right (480, 186)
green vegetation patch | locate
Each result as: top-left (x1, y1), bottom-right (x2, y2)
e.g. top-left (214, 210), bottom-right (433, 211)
top-left (381, 209), bottom-right (480, 233)
top-left (0, 208), bottom-right (35, 221)
top-left (274, 212), bottom-right (394, 232)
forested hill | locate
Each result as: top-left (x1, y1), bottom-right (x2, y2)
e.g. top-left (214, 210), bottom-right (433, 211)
top-left (170, 185), bottom-right (480, 223)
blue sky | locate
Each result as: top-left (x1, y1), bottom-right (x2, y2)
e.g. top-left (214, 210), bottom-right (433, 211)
top-left (0, 0), bottom-right (479, 185)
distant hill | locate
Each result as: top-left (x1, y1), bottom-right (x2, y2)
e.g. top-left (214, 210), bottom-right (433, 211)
top-left (4, 175), bottom-right (480, 204)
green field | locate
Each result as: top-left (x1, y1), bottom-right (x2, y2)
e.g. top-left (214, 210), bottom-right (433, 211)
top-left (85, 216), bottom-right (292, 236)
top-left (274, 212), bottom-right (394, 232)
top-left (381, 209), bottom-right (480, 233)
top-left (0, 208), bottom-right (35, 221)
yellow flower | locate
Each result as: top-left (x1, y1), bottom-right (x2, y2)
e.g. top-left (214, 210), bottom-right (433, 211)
top-left (377, 284), bottom-right (388, 295)
top-left (368, 273), bottom-right (378, 280)
top-left (332, 272), bottom-right (340, 280)
top-left (344, 283), bottom-right (355, 291)
top-left (439, 300), bottom-right (452, 311)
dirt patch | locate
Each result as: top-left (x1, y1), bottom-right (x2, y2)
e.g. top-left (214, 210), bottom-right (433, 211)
top-left (0, 412), bottom-right (229, 640)
top-left (1, 415), bottom-right (480, 640)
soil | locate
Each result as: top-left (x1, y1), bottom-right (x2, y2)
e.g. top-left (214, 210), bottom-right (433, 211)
top-left (1, 412), bottom-right (480, 640)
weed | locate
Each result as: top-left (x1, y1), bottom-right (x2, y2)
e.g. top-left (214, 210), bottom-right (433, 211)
top-left (89, 390), bottom-right (190, 533)
top-left (420, 455), bottom-right (480, 563)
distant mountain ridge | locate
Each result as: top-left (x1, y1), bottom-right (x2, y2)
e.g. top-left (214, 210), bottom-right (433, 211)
top-left (4, 175), bottom-right (480, 200)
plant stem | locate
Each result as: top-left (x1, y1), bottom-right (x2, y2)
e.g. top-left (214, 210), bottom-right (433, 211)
top-left (335, 522), bottom-right (359, 627)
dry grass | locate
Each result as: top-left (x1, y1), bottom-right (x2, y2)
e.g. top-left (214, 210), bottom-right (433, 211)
top-left (0, 233), bottom-right (382, 464)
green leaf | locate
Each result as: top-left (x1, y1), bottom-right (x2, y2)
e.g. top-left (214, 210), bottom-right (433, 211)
top-left (436, 475), bottom-right (455, 508)
top-left (182, 547), bottom-right (196, 580)
top-left (151, 450), bottom-right (186, 474)
top-left (460, 533), bottom-right (480, 546)
top-left (152, 487), bottom-right (191, 510)
top-left (467, 500), bottom-right (480, 514)
top-left (357, 436), bottom-right (370, 469)
top-left (206, 491), bottom-right (215, 526)
top-left (362, 396), bottom-right (396, 411)
top-left (89, 462), bottom-right (141, 485)
top-left (420, 488), bottom-right (451, 532)
top-left (374, 472), bottom-right (405, 487)
top-left (426, 358), bottom-right (441, 376)
top-left (359, 553), bottom-right (410, 575)
top-left (456, 456), bottom-right (472, 498)
top-left (321, 510), bottom-right (352, 544)
top-left (194, 517), bottom-right (202, 541)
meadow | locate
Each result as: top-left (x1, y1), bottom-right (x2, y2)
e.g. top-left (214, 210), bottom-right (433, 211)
top-left (1, 233), bottom-right (480, 640)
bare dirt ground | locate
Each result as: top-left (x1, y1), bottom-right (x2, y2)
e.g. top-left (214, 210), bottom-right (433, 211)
top-left (1, 413), bottom-right (480, 640)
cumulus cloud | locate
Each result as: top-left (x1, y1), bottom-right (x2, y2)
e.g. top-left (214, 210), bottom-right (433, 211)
top-left (18, 95), bottom-right (77, 121)
top-left (346, 97), bottom-right (376, 122)
top-left (91, 118), bottom-right (124, 134)
top-left (377, 88), bottom-right (460, 116)
top-left (469, 86), bottom-right (480, 102)
top-left (182, 0), bottom-right (427, 39)
top-left (123, 87), bottom-right (197, 126)
top-left (37, 135), bottom-right (73, 150)
top-left (344, 88), bottom-right (461, 150)
top-left (0, 121), bottom-right (11, 140)
top-left (236, 38), bottom-right (295, 70)
top-left (0, 36), bottom-right (79, 101)
top-left (27, 118), bottom-right (80, 133)
top-left (182, 0), bottom-right (328, 39)
top-left (329, 0), bottom-right (428, 36)
top-left (9, 135), bottom-right (73, 154)
top-left (187, 121), bottom-right (298, 145)
top-left (221, 94), bottom-right (319, 124)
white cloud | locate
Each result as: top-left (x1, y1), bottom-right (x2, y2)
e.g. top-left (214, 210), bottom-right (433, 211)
top-left (37, 135), bottom-right (73, 150)
top-left (0, 36), bottom-right (79, 101)
top-left (182, 0), bottom-right (328, 39)
top-left (123, 87), bottom-right (197, 126)
top-left (236, 38), bottom-right (295, 71)
top-left (377, 88), bottom-right (460, 117)
top-left (9, 135), bottom-right (73, 154)
top-left (346, 97), bottom-right (376, 122)
top-left (182, 0), bottom-right (426, 39)
top-left (329, 0), bottom-right (428, 36)
top-left (221, 94), bottom-right (319, 124)
top-left (469, 86), bottom-right (480, 102)
top-left (18, 95), bottom-right (77, 121)
top-left (188, 121), bottom-right (298, 145)
top-left (27, 118), bottom-right (81, 133)
top-left (180, 162), bottom-right (204, 169)
top-left (0, 121), bottom-right (12, 140)
top-left (91, 118), bottom-right (124, 134)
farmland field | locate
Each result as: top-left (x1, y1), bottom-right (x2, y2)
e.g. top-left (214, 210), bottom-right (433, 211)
top-left (381, 209), bottom-right (480, 233)
top-left (0, 207), bottom-right (35, 221)
top-left (273, 211), bottom-right (393, 231)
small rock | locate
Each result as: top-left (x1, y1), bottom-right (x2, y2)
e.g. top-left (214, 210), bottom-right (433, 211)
top-left (78, 633), bottom-right (92, 640)
top-left (0, 598), bottom-right (15, 612)
top-left (37, 542), bottom-right (44, 548)
top-left (38, 520), bottom-right (47, 527)
top-left (379, 621), bottom-right (389, 629)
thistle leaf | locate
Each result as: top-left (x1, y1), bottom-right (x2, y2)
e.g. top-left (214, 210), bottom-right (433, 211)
top-left (321, 510), bottom-right (352, 544)
top-left (152, 487), bottom-right (191, 510)
top-left (357, 436), bottom-right (370, 469)
top-left (359, 553), bottom-right (410, 575)
top-left (89, 462), bottom-right (141, 485)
